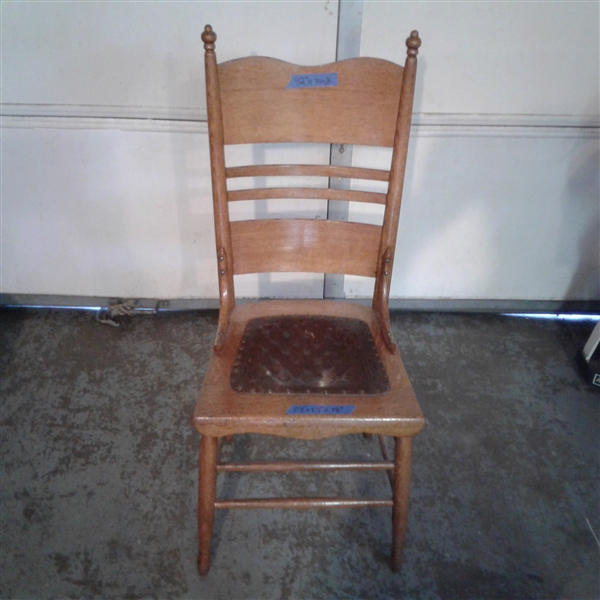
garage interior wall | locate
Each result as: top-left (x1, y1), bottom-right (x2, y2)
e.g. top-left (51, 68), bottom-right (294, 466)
top-left (1, 1), bottom-right (599, 309)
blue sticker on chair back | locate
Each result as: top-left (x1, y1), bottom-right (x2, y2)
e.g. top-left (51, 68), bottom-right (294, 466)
top-left (286, 405), bottom-right (355, 415)
top-left (286, 73), bottom-right (338, 89)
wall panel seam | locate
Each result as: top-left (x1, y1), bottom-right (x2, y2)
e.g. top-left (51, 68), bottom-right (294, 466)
top-left (2, 107), bottom-right (598, 138)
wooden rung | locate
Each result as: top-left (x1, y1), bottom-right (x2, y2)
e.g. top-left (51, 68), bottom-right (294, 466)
top-left (216, 461), bottom-right (394, 472)
top-left (226, 164), bottom-right (390, 182)
top-left (215, 497), bottom-right (394, 510)
top-left (227, 187), bottom-right (386, 205)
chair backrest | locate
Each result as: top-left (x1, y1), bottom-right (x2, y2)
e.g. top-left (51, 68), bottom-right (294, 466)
top-left (201, 25), bottom-right (420, 322)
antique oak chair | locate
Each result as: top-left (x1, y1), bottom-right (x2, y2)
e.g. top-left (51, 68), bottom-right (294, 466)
top-left (194, 25), bottom-right (424, 575)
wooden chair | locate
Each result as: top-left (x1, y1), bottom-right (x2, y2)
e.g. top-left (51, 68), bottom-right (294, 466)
top-left (194, 24), bottom-right (425, 575)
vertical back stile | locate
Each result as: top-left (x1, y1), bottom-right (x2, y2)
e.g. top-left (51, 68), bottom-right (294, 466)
top-left (202, 25), bottom-right (235, 349)
top-left (374, 31), bottom-right (421, 327)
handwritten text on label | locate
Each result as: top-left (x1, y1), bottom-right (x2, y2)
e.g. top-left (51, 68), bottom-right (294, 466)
top-left (286, 405), bottom-right (356, 415)
top-left (286, 73), bottom-right (338, 89)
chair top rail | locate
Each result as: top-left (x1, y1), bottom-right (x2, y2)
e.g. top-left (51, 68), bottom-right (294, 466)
top-left (219, 56), bottom-right (404, 147)
top-left (220, 54), bottom-right (403, 73)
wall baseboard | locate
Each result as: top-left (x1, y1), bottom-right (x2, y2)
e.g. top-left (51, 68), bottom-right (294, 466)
top-left (1, 293), bottom-right (598, 314)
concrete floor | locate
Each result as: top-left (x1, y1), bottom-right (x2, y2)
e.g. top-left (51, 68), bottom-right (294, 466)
top-left (0, 307), bottom-right (598, 599)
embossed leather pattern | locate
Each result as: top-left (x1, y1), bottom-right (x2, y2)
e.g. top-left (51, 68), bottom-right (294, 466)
top-left (231, 315), bottom-right (390, 395)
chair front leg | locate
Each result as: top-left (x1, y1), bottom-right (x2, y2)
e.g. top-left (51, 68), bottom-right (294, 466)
top-left (391, 436), bottom-right (413, 572)
top-left (198, 435), bottom-right (219, 576)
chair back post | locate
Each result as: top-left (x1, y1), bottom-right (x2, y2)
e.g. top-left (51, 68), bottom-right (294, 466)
top-left (373, 31), bottom-right (421, 331)
top-left (202, 25), bottom-right (235, 349)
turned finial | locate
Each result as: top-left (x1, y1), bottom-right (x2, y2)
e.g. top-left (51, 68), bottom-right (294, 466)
top-left (406, 30), bottom-right (421, 57)
top-left (202, 25), bottom-right (217, 51)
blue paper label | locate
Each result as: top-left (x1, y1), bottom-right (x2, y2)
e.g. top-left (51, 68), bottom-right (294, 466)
top-left (286, 73), bottom-right (338, 89)
top-left (286, 405), bottom-right (355, 415)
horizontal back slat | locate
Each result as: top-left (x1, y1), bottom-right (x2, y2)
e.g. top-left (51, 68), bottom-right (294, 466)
top-left (219, 57), bottom-right (403, 147)
top-left (226, 165), bottom-right (390, 182)
top-left (230, 219), bottom-right (381, 277)
top-left (228, 188), bottom-right (386, 205)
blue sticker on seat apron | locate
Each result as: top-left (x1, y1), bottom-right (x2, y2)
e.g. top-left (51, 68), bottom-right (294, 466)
top-left (286, 73), bottom-right (338, 88)
top-left (286, 405), bottom-right (355, 415)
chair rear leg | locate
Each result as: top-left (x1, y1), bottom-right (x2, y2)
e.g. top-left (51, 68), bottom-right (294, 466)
top-left (391, 436), bottom-right (413, 572)
top-left (198, 435), bottom-right (218, 576)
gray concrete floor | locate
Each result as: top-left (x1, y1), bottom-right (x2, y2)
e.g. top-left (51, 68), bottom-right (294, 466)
top-left (1, 307), bottom-right (598, 600)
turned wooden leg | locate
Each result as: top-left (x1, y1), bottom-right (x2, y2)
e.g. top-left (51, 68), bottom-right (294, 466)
top-left (198, 435), bottom-right (218, 576)
top-left (391, 436), bottom-right (413, 572)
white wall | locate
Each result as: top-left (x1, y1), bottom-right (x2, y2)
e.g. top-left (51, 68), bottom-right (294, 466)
top-left (1, 1), bottom-right (337, 300)
top-left (362, 2), bottom-right (599, 120)
top-left (2, 1), bottom-right (599, 304)
top-left (346, 1), bottom-right (599, 302)
top-left (2, 1), bottom-right (337, 115)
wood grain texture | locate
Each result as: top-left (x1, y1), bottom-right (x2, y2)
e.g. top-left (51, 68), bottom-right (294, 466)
top-left (197, 435), bottom-right (218, 576)
top-left (203, 25), bottom-right (235, 343)
top-left (219, 57), bottom-right (403, 146)
top-left (216, 461), bottom-right (394, 472)
top-left (198, 25), bottom-right (422, 575)
top-left (193, 300), bottom-right (425, 440)
top-left (215, 498), bottom-right (394, 509)
top-left (230, 220), bottom-right (381, 277)
top-left (228, 187), bottom-right (386, 204)
top-left (392, 436), bottom-right (413, 572)
top-left (373, 32), bottom-right (420, 324)
top-left (226, 164), bottom-right (390, 182)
